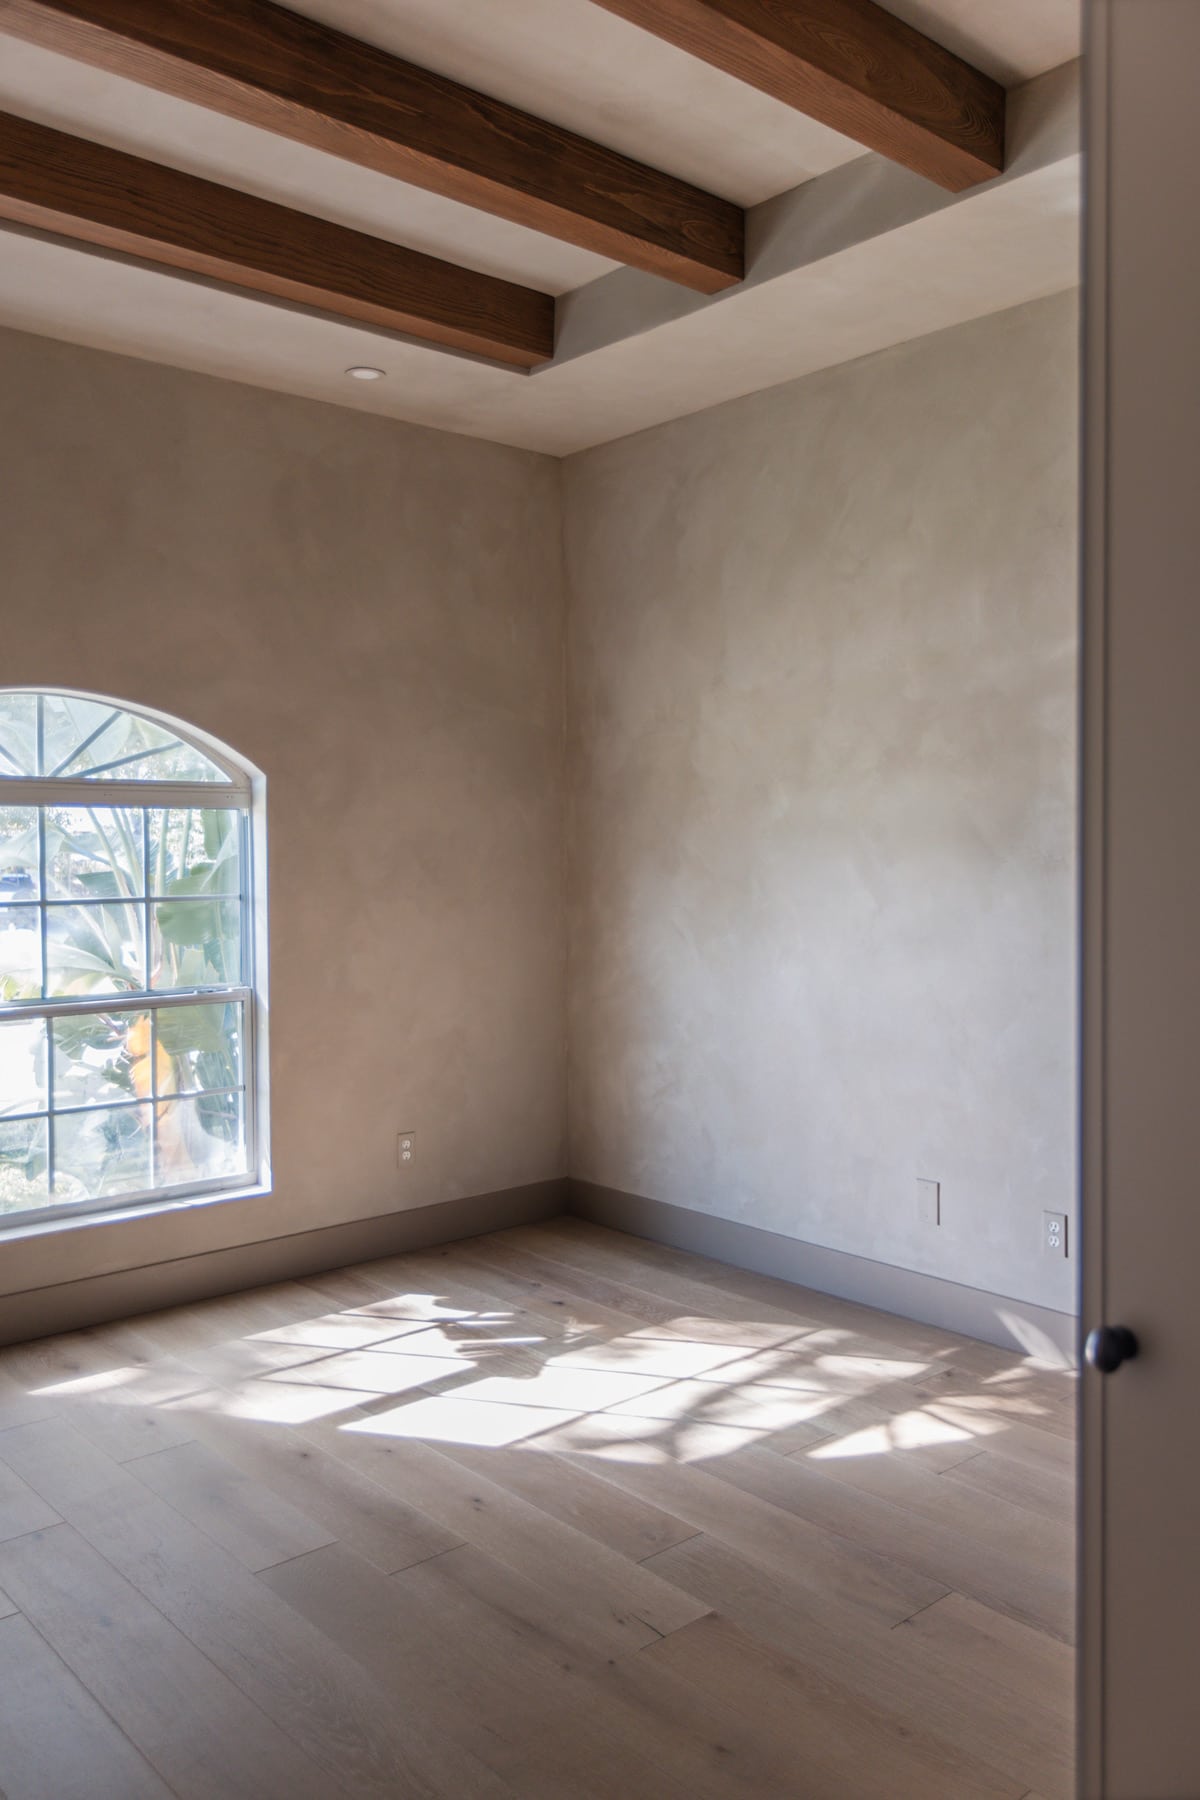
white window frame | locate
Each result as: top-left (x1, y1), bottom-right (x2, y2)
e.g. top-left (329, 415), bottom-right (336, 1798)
top-left (0, 694), bottom-right (266, 1228)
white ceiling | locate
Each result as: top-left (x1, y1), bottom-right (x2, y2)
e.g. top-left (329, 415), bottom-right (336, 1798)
top-left (0, 0), bottom-right (1081, 455)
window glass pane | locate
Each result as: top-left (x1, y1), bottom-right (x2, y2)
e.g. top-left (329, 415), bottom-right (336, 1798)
top-left (148, 809), bottom-right (240, 897)
top-left (0, 1118), bottom-right (50, 1215)
top-left (156, 1001), bottom-right (243, 1096)
top-left (52, 1010), bottom-right (151, 1111)
top-left (0, 906), bottom-right (43, 1001)
top-left (41, 695), bottom-right (123, 778)
top-left (45, 807), bottom-right (144, 901)
top-left (54, 1102), bottom-right (152, 1199)
top-left (46, 903), bottom-right (144, 997)
top-left (0, 1016), bottom-right (47, 1116)
top-left (0, 695), bottom-right (255, 1216)
top-left (151, 899), bottom-right (240, 989)
top-left (84, 739), bottom-right (232, 783)
top-left (65, 708), bottom-right (230, 783)
top-left (0, 808), bottom-right (39, 901)
top-left (0, 696), bottom-right (37, 778)
top-left (0, 694), bottom-right (235, 784)
top-left (155, 1092), bottom-right (245, 1189)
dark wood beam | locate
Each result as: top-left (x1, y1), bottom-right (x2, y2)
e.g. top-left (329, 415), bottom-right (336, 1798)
top-left (589, 0), bottom-right (1006, 191)
top-left (0, 0), bottom-right (745, 292)
top-left (0, 110), bottom-right (555, 366)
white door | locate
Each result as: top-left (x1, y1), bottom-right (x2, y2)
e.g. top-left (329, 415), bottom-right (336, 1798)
top-left (1081, 4), bottom-right (1200, 1794)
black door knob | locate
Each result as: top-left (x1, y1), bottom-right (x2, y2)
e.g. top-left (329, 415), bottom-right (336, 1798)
top-left (1085, 1324), bottom-right (1140, 1373)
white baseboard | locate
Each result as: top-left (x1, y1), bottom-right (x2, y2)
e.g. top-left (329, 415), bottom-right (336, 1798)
top-left (0, 1179), bottom-right (567, 1348)
top-left (570, 1179), bottom-right (1078, 1364)
top-left (2, 1172), bottom-right (1078, 1365)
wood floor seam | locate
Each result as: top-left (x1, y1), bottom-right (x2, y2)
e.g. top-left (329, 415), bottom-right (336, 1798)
top-left (0, 1518), bottom-right (361, 1800)
top-left (0, 1599), bottom-right (188, 1800)
top-left (890, 1589), bottom-right (955, 1629)
top-left (636, 1527), bottom-right (704, 1564)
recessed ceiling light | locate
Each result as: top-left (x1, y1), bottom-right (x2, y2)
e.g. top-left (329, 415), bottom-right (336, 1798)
top-left (345, 365), bottom-right (385, 381)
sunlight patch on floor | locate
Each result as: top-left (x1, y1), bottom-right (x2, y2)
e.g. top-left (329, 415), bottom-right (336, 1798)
top-left (359, 1324), bottom-right (548, 1359)
top-left (4, 1273), bottom-right (1080, 1473)
top-left (345, 1394), bottom-right (579, 1448)
top-left (249, 1314), bottom-right (436, 1351)
top-left (806, 1410), bottom-right (974, 1460)
top-left (31, 1366), bottom-right (148, 1398)
top-left (212, 1378), bottom-right (381, 1424)
top-left (265, 1350), bottom-right (464, 1396)
top-left (815, 1354), bottom-right (930, 1381)
top-left (454, 1365), bottom-right (668, 1412)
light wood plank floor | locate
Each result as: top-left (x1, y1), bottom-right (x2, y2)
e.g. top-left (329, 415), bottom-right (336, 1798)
top-left (0, 1218), bottom-right (1075, 1799)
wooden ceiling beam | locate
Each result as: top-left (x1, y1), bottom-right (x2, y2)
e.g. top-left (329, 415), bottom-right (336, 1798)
top-left (0, 110), bottom-right (555, 367)
top-left (0, 0), bottom-right (745, 292)
top-left (588, 0), bottom-right (1006, 191)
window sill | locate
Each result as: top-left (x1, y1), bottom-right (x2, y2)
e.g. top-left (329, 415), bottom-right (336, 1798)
top-left (0, 1181), bottom-right (273, 1246)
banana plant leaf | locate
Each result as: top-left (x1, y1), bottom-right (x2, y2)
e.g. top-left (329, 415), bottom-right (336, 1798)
top-left (156, 1005), bottom-right (230, 1057)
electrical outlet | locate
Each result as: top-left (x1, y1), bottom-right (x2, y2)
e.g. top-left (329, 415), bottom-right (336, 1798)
top-left (1044, 1210), bottom-right (1068, 1257)
top-left (397, 1132), bottom-right (415, 1169)
top-left (917, 1178), bottom-right (940, 1226)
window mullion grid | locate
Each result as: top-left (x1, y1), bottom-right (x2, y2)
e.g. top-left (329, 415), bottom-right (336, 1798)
top-left (142, 807), bottom-right (152, 999)
top-left (149, 1007), bottom-right (159, 1198)
top-left (45, 1028), bottom-right (54, 1200)
top-left (142, 808), bottom-right (155, 1194)
top-left (0, 780), bottom-right (249, 808)
top-left (1, 720), bottom-right (256, 1219)
top-left (0, 988), bottom-right (251, 1022)
top-left (37, 781), bottom-right (49, 1007)
top-left (54, 1082), bottom-right (240, 1117)
top-left (239, 808), bottom-right (254, 1182)
top-left (48, 708), bottom-right (120, 779)
top-left (36, 802), bottom-right (55, 1196)
top-left (5, 1083), bottom-right (242, 1124)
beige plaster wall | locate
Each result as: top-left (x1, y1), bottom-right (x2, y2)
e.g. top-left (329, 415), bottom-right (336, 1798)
top-left (563, 292), bottom-right (1079, 1313)
top-left (0, 294), bottom-right (1078, 1318)
top-left (0, 327), bottom-right (566, 1295)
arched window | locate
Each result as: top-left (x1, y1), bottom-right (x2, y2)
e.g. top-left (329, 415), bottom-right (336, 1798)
top-left (0, 691), bottom-right (263, 1222)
